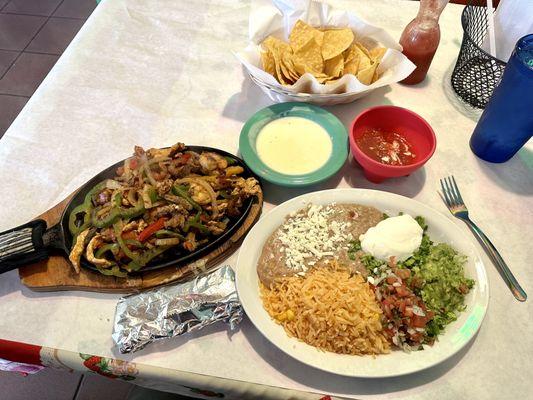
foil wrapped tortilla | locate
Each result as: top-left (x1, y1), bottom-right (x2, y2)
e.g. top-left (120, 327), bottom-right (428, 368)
top-left (112, 265), bottom-right (242, 353)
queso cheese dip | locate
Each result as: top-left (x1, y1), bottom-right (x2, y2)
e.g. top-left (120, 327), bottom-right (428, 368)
top-left (256, 117), bottom-right (332, 175)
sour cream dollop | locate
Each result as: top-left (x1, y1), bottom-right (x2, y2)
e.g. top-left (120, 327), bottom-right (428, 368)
top-left (359, 214), bottom-right (423, 262)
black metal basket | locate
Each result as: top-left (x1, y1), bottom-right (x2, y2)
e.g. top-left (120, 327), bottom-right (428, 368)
top-left (451, 1), bottom-right (506, 109)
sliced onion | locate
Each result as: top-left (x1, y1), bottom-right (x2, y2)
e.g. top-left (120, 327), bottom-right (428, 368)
top-left (138, 152), bottom-right (157, 187)
top-left (195, 175), bottom-right (218, 183)
top-left (140, 164), bottom-right (157, 187)
top-left (140, 186), bottom-right (153, 208)
top-left (148, 156), bottom-right (171, 165)
top-left (96, 205), bottom-right (112, 217)
top-left (175, 177), bottom-right (218, 218)
top-left (155, 238), bottom-right (181, 246)
top-left (105, 179), bottom-right (123, 190)
top-left (127, 188), bottom-right (138, 206)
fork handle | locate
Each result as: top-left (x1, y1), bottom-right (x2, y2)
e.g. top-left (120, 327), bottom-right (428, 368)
top-left (463, 218), bottom-right (527, 302)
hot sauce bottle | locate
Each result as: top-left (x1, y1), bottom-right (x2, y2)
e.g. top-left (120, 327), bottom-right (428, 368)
top-left (399, 0), bottom-right (448, 85)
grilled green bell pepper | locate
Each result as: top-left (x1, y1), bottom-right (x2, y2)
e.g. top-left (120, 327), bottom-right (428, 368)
top-left (68, 203), bottom-right (91, 236)
top-left (125, 245), bottom-right (172, 272)
top-left (68, 181), bottom-right (108, 236)
top-left (188, 220), bottom-right (209, 234)
top-left (155, 229), bottom-right (186, 240)
top-left (92, 195), bottom-right (145, 229)
top-left (171, 184), bottom-right (202, 212)
top-left (96, 265), bottom-right (127, 278)
top-left (183, 212), bottom-right (208, 234)
top-left (114, 222), bottom-right (142, 263)
top-left (148, 186), bottom-right (158, 203)
top-left (95, 243), bottom-right (119, 259)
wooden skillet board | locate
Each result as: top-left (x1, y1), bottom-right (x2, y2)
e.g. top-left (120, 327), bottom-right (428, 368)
top-left (19, 190), bottom-right (263, 293)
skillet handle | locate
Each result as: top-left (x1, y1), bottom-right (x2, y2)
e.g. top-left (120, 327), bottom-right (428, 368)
top-left (0, 220), bottom-right (49, 274)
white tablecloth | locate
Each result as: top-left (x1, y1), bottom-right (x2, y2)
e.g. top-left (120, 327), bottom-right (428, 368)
top-left (0, 0), bottom-right (531, 399)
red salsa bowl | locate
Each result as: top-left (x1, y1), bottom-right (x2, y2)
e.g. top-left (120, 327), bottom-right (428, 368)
top-left (349, 106), bottom-right (436, 183)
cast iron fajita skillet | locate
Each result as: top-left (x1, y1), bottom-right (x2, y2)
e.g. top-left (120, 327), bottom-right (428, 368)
top-left (0, 146), bottom-right (259, 276)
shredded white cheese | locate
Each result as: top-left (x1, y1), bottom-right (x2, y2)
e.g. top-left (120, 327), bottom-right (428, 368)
top-left (277, 204), bottom-right (352, 272)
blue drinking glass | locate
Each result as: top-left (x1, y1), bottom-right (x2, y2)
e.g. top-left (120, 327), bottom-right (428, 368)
top-left (470, 34), bottom-right (533, 163)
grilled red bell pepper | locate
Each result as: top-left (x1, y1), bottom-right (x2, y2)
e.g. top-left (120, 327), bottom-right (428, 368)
top-left (138, 217), bottom-right (167, 242)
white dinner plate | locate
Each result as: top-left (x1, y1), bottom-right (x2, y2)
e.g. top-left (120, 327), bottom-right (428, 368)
top-left (235, 188), bottom-right (489, 378)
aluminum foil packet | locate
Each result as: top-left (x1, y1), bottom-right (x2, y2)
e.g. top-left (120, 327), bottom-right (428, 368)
top-left (112, 265), bottom-right (242, 353)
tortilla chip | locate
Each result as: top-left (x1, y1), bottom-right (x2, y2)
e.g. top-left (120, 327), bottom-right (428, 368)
top-left (324, 53), bottom-right (344, 78)
top-left (314, 73), bottom-right (332, 83)
top-left (321, 28), bottom-right (354, 60)
top-left (370, 47), bottom-right (387, 62)
top-left (262, 36), bottom-right (282, 50)
top-left (313, 29), bottom-right (325, 48)
top-left (279, 64), bottom-right (294, 84)
top-left (289, 20), bottom-right (317, 51)
top-left (372, 67), bottom-right (380, 83)
top-left (293, 38), bottom-right (324, 75)
top-left (355, 42), bottom-right (372, 59)
top-left (357, 62), bottom-right (378, 85)
top-left (260, 50), bottom-right (276, 76)
top-left (280, 52), bottom-right (299, 83)
top-left (262, 36), bottom-right (294, 84)
top-left (343, 44), bottom-right (358, 63)
top-left (352, 44), bottom-right (371, 71)
top-left (344, 54), bottom-right (360, 75)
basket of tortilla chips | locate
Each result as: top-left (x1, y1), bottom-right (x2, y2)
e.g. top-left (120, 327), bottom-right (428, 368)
top-left (235, 0), bottom-right (416, 105)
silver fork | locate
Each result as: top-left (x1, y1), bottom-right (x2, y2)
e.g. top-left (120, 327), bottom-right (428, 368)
top-left (440, 176), bottom-right (527, 302)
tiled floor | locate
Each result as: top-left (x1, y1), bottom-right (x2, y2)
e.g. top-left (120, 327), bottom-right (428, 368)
top-left (0, 2), bottom-right (142, 398)
top-left (0, 368), bottom-right (136, 400)
top-left (0, 0), bottom-right (96, 139)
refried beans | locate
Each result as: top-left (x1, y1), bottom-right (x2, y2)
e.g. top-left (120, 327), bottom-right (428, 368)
top-left (257, 203), bottom-right (384, 287)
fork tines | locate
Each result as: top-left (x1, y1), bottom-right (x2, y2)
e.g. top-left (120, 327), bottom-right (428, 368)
top-left (440, 175), bottom-right (465, 209)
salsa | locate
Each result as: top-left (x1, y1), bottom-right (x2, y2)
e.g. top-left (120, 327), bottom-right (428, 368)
top-left (356, 128), bottom-right (416, 166)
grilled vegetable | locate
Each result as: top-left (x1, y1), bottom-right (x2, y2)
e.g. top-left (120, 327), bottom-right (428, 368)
top-left (67, 143), bottom-right (259, 276)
